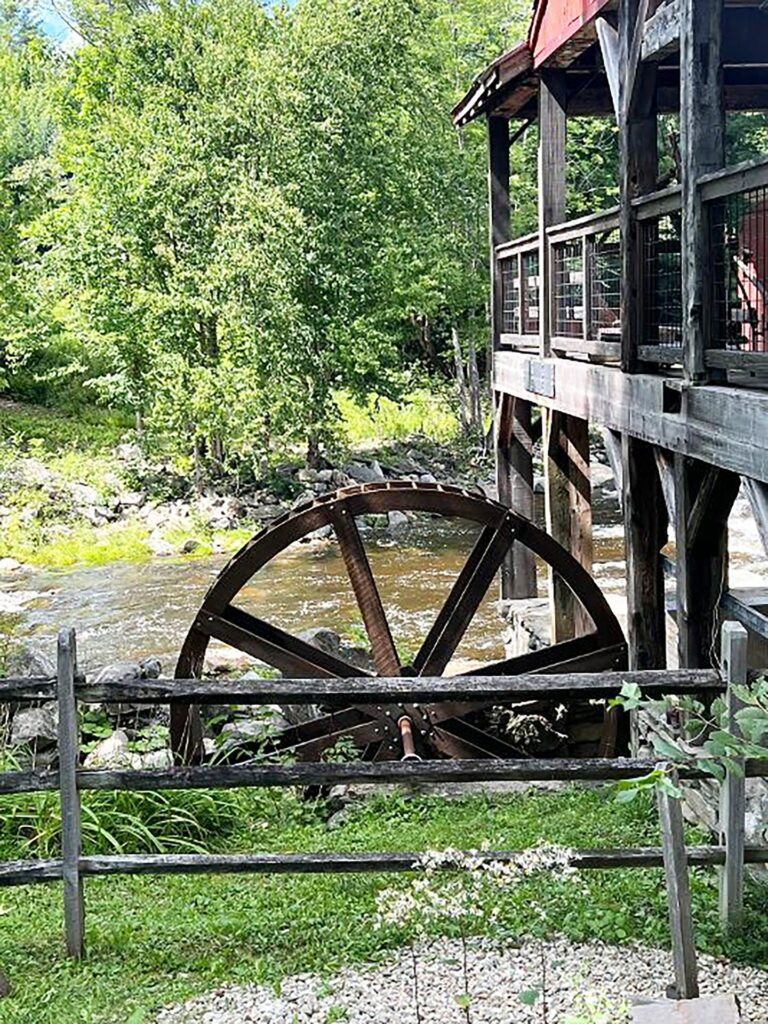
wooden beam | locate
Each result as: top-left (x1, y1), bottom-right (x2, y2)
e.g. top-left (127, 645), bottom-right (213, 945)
top-left (680, 0), bottom-right (724, 382)
top-left (488, 114), bottom-right (510, 356)
top-left (545, 411), bottom-right (593, 641)
top-left (743, 477), bottom-right (768, 556)
top-left (658, 772), bottom-right (700, 998)
top-left (495, 394), bottom-right (536, 599)
top-left (596, 18), bottom-right (620, 119)
top-left (624, 0), bottom-right (652, 115)
top-left (675, 456), bottom-right (740, 668)
top-left (641, 0), bottom-right (680, 62)
top-left (718, 621), bottom-right (747, 931)
top-left (493, 352), bottom-right (768, 484)
top-left (623, 436), bottom-right (668, 669)
top-left (538, 69), bottom-right (567, 359)
top-left (57, 629), bottom-right (84, 960)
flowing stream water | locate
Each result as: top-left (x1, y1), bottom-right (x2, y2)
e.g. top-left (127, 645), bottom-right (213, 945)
top-left (3, 483), bottom-right (766, 677)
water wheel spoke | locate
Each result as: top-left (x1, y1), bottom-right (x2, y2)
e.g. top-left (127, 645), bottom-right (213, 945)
top-left (196, 604), bottom-right (373, 678)
top-left (414, 521), bottom-right (513, 677)
top-left (438, 717), bottom-right (525, 759)
top-left (273, 708), bottom-right (372, 751)
top-left (329, 505), bottom-right (400, 676)
top-left (279, 718), bottom-right (384, 760)
top-left (429, 725), bottom-right (499, 760)
top-left (469, 633), bottom-right (627, 677)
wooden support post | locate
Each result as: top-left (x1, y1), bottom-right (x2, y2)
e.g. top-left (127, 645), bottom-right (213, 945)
top-left (675, 456), bottom-right (740, 668)
top-left (537, 69), bottom-right (566, 359)
top-left (619, 0), bottom-right (658, 374)
top-left (719, 620), bottom-right (747, 930)
top-left (496, 394), bottom-right (536, 599)
top-left (488, 114), bottom-right (510, 354)
top-left (623, 436), bottom-right (668, 670)
top-left (544, 411), bottom-right (593, 641)
top-left (57, 627), bottom-right (84, 959)
top-left (680, 0), bottom-right (724, 382)
top-left (658, 772), bottom-right (699, 999)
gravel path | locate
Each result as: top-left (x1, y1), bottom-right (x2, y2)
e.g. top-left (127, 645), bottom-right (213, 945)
top-left (154, 937), bottom-right (768, 1023)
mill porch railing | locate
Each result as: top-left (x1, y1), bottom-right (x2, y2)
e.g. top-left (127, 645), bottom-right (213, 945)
top-left (496, 155), bottom-right (768, 385)
top-left (0, 622), bottom-right (765, 1000)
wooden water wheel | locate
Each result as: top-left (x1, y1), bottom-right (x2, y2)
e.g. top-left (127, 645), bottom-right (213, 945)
top-left (172, 482), bottom-right (626, 763)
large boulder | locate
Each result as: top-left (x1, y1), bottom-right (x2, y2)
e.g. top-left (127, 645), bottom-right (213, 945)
top-left (343, 461), bottom-right (385, 484)
top-left (10, 703), bottom-right (58, 749)
top-left (83, 729), bottom-right (141, 769)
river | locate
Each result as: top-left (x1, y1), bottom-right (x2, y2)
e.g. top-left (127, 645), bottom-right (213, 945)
top-left (3, 482), bottom-right (766, 677)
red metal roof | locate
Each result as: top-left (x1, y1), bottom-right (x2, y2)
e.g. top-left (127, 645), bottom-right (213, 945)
top-left (529, 0), bottom-right (612, 67)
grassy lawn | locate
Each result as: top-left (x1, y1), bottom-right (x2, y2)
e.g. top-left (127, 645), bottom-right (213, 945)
top-left (1, 786), bottom-right (767, 1024)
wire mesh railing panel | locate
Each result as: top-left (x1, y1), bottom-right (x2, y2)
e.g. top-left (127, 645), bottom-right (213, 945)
top-left (710, 184), bottom-right (768, 353)
top-left (588, 229), bottom-right (621, 341)
top-left (521, 249), bottom-right (540, 336)
top-left (641, 214), bottom-right (683, 349)
top-left (553, 241), bottom-right (584, 338)
top-left (500, 257), bottom-right (520, 335)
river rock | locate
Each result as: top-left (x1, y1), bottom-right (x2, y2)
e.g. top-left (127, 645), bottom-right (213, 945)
top-left (292, 489), bottom-right (317, 509)
top-left (140, 748), bottom-right (174, 770)
top-left (6, 645), bottom-right (55, 678)
top-left (419, 472), bottom-right (438, 484)
top-left (181, 538), bottom-right (201, 554)
top-left (10, 703), bottom-right (58, 748)
top-left (70, 482), bottom-right (101, 507)
top-left (296, 467), bottom-right (319, 484)
top-left (118, 490), bottom-right (146, 510)
top-left (387, 510), bottom-right (408, 530)
top-left (344, 461), bottom-right (384, 484)
top-left (84, 729), bottom-right (141, 769)
top-left (147, 530), bottom-right (174, 557)
top-left (298, 627), bottom-right (341, 656)
top-left (92, 659), bottom-right (162, 688)
top-left (0, 557), bottom-right (21, 573)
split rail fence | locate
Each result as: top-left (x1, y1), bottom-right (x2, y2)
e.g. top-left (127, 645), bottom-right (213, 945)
top-left (1, 622), bottom-right (766, 1000)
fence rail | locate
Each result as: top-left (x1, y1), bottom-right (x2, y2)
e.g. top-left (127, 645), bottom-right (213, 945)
top-left (0, 624), bottom-right (760, 999)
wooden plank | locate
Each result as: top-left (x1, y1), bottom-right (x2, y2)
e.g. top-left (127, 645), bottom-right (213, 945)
top-left (198, 606), bottom-right (372, 679)
top-left (6, 754), bottom-right (768, 799)
top-left (544, 411), bottom-right (593, 640)
top-left (680, 0), bottom-right (724, 381)
top-left (538, 69), bottom-right (567, 359)
top-left (641, 0), bottom-right (680, 61)
top-left (493, 351), bottom-right (768, 484)
top-left (415, 520), bottom-right (514, 676)
top-left (57, 628), bottom-right (84, 959)
top-left (329, 504), bottom-right (400, 676)
top-left (495, 394), bottom-right (536, 600)
top-left (488, 114), bottom-right (510, 353)
top-left (658, 771), bottom-right (700, 998)
top-left (675, 456), bottom-right (740, 668)
top-left (718, 620), bottom-right (747, 930)
top-left (624, 0), bottom-right (652, 115)
top-left (743, 478), bottom-right (768, 556)
top-left (623, 435), bottom-right (668, 670)
top-left (596, 18), bottom-right (620, 118)
top-left (698, 154), bottom-right (768, 202)
top-left (4, 846), bottom-right (768, 890)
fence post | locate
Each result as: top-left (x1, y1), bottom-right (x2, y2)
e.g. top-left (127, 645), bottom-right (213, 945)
top-left (658, 769), bottom-right (699, 999)
top-left (719, 620), bottom-right (747, 930)
top-left (57, 628), bottom-right (84, 959)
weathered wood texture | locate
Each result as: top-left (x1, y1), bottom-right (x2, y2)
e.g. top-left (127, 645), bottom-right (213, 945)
top-left (680, 0), bottom-right (724, 381)
top-left (544, 411), bottom-right (593, 641)
top-left (658, 772), bottom-right (700, 998)
top-left (675, 457), bottom-right (740, 668)
top-left (488, 114), bottom-right (510, 354)
top-left (493, 351), bottom-right (768, 484)
top-left (641, 0), bottom-right (680, 62)
top-left (719, 621), bottom-right (747, 930)
top-left (6, 754), bottom-right (768, 799)
top-left (0, 668), bottom-right (724, 708)
top-left (538, 69), bottom-right (567, 359)
top-left (623, 435), bottom-right (668, 670)
top-left (495, 394), bottom-right (536, 599)
top-left (56, 629), bottom-right (84, 959)
top-left (619, 0), bottom-right (658, 373)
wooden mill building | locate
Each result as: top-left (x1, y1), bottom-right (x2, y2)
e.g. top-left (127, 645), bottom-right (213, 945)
top-left (455, 0), bottom-right (768, 673)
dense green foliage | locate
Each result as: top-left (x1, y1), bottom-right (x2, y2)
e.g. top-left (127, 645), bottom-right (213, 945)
top-left (0, 0), bottom-right (530, 476)
top-left (2, 786), bottom-right (767, 1023)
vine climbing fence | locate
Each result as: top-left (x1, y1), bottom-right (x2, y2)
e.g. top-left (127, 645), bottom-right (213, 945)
top-left (0, 622), bottom-right (766, 1001)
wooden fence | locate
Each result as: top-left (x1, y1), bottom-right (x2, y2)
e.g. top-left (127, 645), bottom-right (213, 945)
top-left (1, 622), bottom-right (766, 1000)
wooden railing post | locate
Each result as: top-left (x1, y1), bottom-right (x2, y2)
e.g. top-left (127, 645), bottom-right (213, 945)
top-left (719, 620), bottom-right (747, 930)
top-left (658, 769), bottom-right (699, 999)
top-left (57, 628), bottom-right (84, 959)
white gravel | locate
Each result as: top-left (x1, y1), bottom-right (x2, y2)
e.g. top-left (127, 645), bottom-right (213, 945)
top-left (154, 937), bottom-right (768, 1024)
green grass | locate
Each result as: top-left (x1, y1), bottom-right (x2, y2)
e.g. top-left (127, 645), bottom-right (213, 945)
top-left (1, 787), bottom-right (767, 1024)
top-left (335, 389), bottom-right (460, 447)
